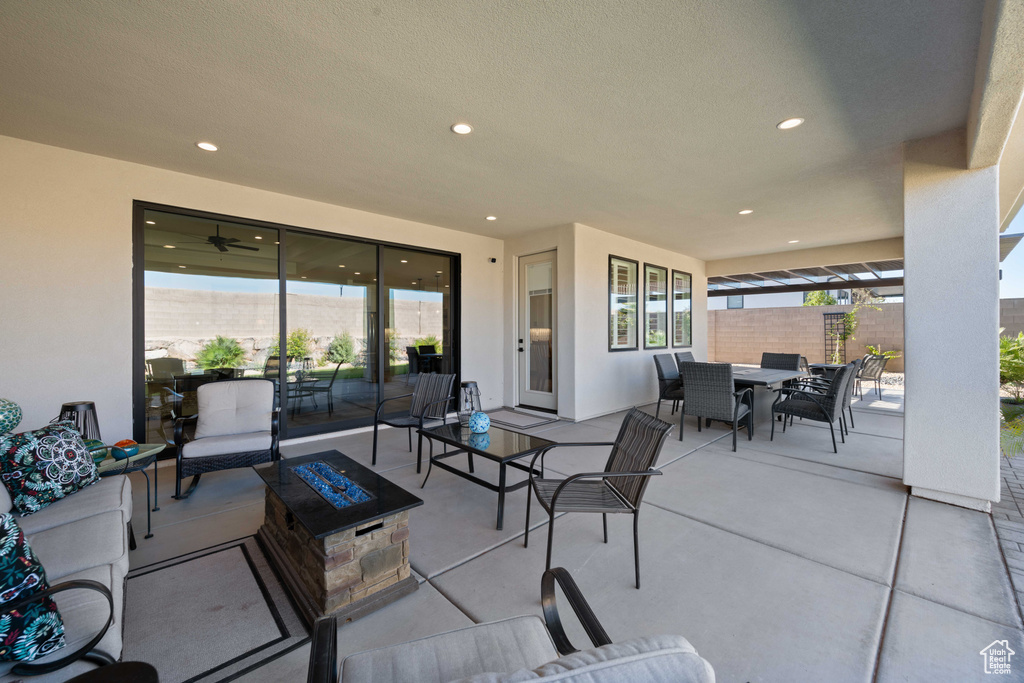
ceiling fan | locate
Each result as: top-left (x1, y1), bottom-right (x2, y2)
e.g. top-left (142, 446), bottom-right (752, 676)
top-left (180, 224), bottom-right (259, 252)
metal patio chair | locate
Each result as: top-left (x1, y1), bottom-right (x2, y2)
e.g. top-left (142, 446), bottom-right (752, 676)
top-left (677, 362), bottom-right (753, 450)
top-left (654, 354), bottom-right (685, 419)
top-left (770, 363), bottom-right (854, 453)
top-left (372, 373), bottom-right (455, 472)
top-left (523, 408), bottom-right (671, 589)
top-left (857, 354), bottom-right (888, 398)
top-left (308, 362), bottom-right (344, 417)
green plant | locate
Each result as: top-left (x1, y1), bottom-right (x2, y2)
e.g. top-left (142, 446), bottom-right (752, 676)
top-left (195, 336), bottom-right (246, 370)
top-left (413, 335), bottom-right (442, 354)
top-left (1001, 403), bottom-right (1024, 457)
top-left (647, 330), bottom-right (667, 347)
top-left (325, 332), bottom-right (357, 365)
top-left (1000, 332), bottom-right (1024, 402)
top-left (384, 329), bottom-right (402, 362)
top-left (803, 291), bottom-right (838, 306)
top-left (866, 344), bottom-right (902, 359)
top-left (829, 302), bottom-right (880, 364)
top-left (269, 328), bottom-right (313, 360)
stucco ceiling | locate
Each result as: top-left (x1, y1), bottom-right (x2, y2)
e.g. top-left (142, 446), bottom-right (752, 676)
top-left (0, 1), bottom-right (986, 260)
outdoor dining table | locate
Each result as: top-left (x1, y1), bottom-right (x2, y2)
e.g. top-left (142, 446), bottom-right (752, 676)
top-left (730, 367), bottom-right (808, 426)
top-left (808, 362), bottom-right (844, 379)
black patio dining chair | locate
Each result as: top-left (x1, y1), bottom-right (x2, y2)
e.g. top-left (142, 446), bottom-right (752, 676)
top-left (760, 352), bottom-right (801, 371)
top-left (418, 344), bottom-right (439, 373)
top-left (674, 350), bottom-right (696, 367)
top-left (523, 408), bottom-right (672, 589)
top-left (792, 356), bottom-right (862, 432)
top-left (654, 354), bottom-right (685, 419)
top-left (677, 362), bottom-right (753, 450)
top-left (308, 361), bottom-right (344, 417)
top-left (405, 346), bottom-right (421, 384)
top-left (770, 363), bottom-right (854, 453)
top-left (372, 373), bottom-right (455, 472)
top-left (857, 354), bottom-right (888, 398)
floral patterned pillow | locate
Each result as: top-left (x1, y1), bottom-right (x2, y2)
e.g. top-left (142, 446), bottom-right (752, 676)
top-left (0, 513), bottom-right (64, 661)
top-left (0, 421), bottom-right (99, 515)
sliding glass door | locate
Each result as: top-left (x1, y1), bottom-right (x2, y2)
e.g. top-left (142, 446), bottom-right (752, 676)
top-left (135, 203), bottom-right (458, 443)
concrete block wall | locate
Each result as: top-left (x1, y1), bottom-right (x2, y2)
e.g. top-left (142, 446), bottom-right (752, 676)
top-left (707, 302), bottom-right (905, 372)
top-left (1001, 298), bottom-right (1024, 337)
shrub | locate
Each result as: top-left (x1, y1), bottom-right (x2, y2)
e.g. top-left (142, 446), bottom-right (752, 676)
top-left (803, 291), bottom-right (837, 306)
top-left (1000, 332), bottom-right (1024, 402)
top-left (269, 328), bottom-right (313, 360)
top-left (413, 335), bottom-right (442, 353)
top-left (326, 332), bottom-right (357, 365)
top-left (865, 344), bottom-right (902, 359)
top-left (195, 336), bottom-right (246, 370)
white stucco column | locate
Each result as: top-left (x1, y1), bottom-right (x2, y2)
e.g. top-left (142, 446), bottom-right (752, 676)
top-left (903, 129), bottom-right (1000, 511)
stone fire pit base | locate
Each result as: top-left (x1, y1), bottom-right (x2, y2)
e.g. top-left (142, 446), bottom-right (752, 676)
top-left (258, 487), bottom-right (416, 626)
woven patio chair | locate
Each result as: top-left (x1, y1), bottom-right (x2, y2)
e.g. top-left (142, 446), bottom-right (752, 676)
top-left (654, 354), bottom-right (685, 419)
top-left (674, 351), bottom-right (695, 366)
top-left (523, 408), bottom-right (672, 589)
top-left (857, 354), bottom-right (888, 398)
top-left (678, 362), bottom-right (753, 450)
top-left (372, 373), bottom-right (455, 473)
top-left (173, 378), bottom-right (280, 499)
top-left (793, 356), bottom-right (862, 432)
top-left (770, 363), bottom-right (854, 453)
top-left (760, 352), bottom-right (801, 371)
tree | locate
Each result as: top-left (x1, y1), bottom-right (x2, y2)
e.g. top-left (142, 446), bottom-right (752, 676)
top-left (269, 328), bottom-right (313, 359)
top-left (803, 291), bottom-right (837, 306)
top-left (325, 332), bottom-right (357, 365)
top-left (195, 336), bottom-right (246, 369)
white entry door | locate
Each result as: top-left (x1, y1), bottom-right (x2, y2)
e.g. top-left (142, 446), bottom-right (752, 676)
top-left (517, 251), bottom-right (557, 411)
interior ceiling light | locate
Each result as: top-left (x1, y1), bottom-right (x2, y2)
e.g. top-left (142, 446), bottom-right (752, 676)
top-left (163, 245), bottom-right (176, 249)
top-left (436, 270), bottom-right (443, 274)
top-left (738, 209), bottom-right (753, 215)
top-left (301, 276), bottom-right (307, 279)
top-left (338, 264), bottom-right (345, 268)
top-left (776, 118), bottom-right (804, 130)
top-left (400, 259), bottom-right (408, 263)
top-left (451, 123), bottom-right (473, 135)
top-left (274, 241), bottom-right (279, 245)
top-left (178, 265), bottom-right (186, 268)
top-left (145, 220), bottom-right (156, 225)
top-left (196, 141), bottom-right (218, 151)
top-left (789, 240), bottom-right (800, 244)
top-left (254, 236), bottom-right (262, 240)
top-left (354, 272), bottom-right (361, 275)
top-left (486, 216), bottom-right (497, 221)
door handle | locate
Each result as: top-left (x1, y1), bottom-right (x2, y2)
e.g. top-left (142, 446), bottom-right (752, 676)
top-left (518, 348), bottom-right (524, 353)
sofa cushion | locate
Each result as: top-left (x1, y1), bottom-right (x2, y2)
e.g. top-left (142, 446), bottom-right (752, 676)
top-left (0, 421), bottom-right (99, 515)
top-left (16, 476), bottom-right (131, 537)
top-left (194, 380), bottom-right (274, 440)
top-left (341, 616), bottom-right (558, 683)
top-left (27, 511), bottom-right (128, 581)
top-left (451, 635), bottom-right (715, 682)
top-left (182, 431), bottom-right (272, 459)
top-left (0, 514), bottom-right (65, 663)
top-left (0, 562), bottom-right (124, 679)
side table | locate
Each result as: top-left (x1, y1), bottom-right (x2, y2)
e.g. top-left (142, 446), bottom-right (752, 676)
top-left (96, 443), bottom-right (165, 539)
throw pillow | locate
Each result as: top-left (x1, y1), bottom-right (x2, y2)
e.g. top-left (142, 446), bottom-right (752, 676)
top-left (0, 513), bottom-right (65, 661)
top-left (0, 421), bottom-right (99, 515)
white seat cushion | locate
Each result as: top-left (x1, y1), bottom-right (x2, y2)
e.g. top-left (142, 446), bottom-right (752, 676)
top-left (16, 476), bottom-right (131, 536)
top-left (182, 431), bottom-right (272, 458)
top-left (194, 380), bottom-right (274, 440)
top-left (27, 510), bottom-right (129, 580)
top-left (341, 616), bottom-right (558, 683)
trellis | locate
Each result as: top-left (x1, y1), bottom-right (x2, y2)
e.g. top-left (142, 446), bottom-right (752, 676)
top-left (823, 312), bottom-right (846, 364)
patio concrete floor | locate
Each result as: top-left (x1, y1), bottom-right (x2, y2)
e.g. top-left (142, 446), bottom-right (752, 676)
top-left (126, 387), bottom-right (1024, 682)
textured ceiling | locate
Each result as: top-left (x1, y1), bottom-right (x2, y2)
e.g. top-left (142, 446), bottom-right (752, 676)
top-left (0, 1), bottom-right (985, 260)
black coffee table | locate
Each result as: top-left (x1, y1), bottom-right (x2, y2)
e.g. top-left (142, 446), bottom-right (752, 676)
top-left (418, 424), bottom-right (554, 530)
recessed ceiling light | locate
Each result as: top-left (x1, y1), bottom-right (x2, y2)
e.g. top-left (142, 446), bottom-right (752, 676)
top-left (776, 118), bottom-right (804, 130)
top-left (451, 123), bottom-right (473, 135)
top-left (338, 265), bottom-right (345, 268)
top-left (738, 209), bottom-right (753, 215)
top-left (274, 241), bottom-right (279, 245)
top-left (788, 240), bottom-right (800, 243)
top-left (196, 141), bottom-right (218, 151)
top-left (163, 244), bottom-right (176, 249)
top-left (145, 220), bottom-right (156, 225)
top-left (400, 260), bottom-right (408, 263)
top-left (445, 285), bottom-right (449, 288)
top-left (178, 265), bottom-right (186, 269)
top-left (254, 236), bottom-right (262, 240)
top-left (412, 282), bottom-right (417, 285)
top-left (354, 272), bottom-right (361, 275)
top-left (373, 278), bottom-right (377, 281)
top-left (486, 216), bottom-right (497, 221)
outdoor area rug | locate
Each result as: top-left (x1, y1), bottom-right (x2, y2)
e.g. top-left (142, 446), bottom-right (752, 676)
top-left (487, 409), bottom-right (559, 430)
top-left (123, 537), bottom-right (309, 683)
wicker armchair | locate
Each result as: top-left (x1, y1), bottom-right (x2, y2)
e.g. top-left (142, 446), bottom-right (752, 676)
top-left (770, 363), bottom-right (854, 453)
top-left (653, 354), bottom-right (685, 419)
top-left (793, 356), bottom-right (862, 432)
top-left (677, 362), bottom-right (753, 451)
top-left (674, 351), bottom-right (695, 366)
top-left (857, 354), bottom-right (888, 398)
top-left (372, 373), bottom-right (455, 473)
top-left (523, 408), bottom-right (671, 589)
top-left (173, 379), bottom-right (280, 499)
top-left (760, 352), bottom-right (801, 371)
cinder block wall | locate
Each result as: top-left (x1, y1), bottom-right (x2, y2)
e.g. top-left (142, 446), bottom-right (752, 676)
top-left (1001, 298), bottom-right (1024, 337)
top-left (707, 303), bottom-right (905, 372)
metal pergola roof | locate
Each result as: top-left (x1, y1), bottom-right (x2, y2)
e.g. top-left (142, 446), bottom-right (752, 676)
top-left (707, 233), bottom-right (1022, 297)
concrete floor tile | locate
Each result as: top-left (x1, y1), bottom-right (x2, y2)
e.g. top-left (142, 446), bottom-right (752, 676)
top-left (128, 464), bottom-right (265, 532)
top-left (718, 443), bottom-right (906, 491)
top-left (742, 421), bottom-right (904, 479)
top-left (876, 591), bottom-right (1024, 682)
top-left (897, 497), bottom-right (1022, 629)
top-left (801, 409), bottom-right (904, 440)
top-left (647, 449), bottom-right (906, 583)
top-left (432, 504), bottom-right (888, 683)
top-left (128, 501), bottom-right (263, 569)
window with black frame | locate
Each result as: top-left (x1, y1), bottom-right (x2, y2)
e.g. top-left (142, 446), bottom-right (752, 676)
top-left (644, 264), bottom-right (668, 349)
top-left (609, 256), bottom-right (638, 351)
top-left (672, 270), bottom-right (692, 347)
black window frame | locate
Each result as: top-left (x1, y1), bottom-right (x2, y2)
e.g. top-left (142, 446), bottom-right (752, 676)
top-left (607, 254), bottom-right (639, 352)
top-left (642, 263), bottom-right (669, 350)
top-left (670, 269), bottom-right (693, 348)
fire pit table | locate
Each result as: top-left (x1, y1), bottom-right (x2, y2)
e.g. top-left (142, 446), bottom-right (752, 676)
top-left (254, 450), bottom-right (423, 626)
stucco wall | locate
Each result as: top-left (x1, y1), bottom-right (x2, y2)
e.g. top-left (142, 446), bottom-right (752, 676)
top-left (707, 303), bottom-right (905, 372)
top-left (0, 135), bottom-right (504, 438)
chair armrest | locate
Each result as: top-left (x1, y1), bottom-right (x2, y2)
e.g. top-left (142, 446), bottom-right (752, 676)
top-left (173, 415), bottom-right (198, 447)
top-left (9, 580), bottom-right (114, 676)
top-left (550, 470), bottom-right (662, 506)
top-left (375, 393), bottom-right (415, 420)
top-left (271, 408), bottom-right (281, 437)
top-left (771, 387), bottom-right (830, 414)
top-left (418, 395), bottom-right (454, 426)
top-left (542, 567), bottom-right (612, 656)
top-left (527, 442), bottom-right (618, 473)
top-left (307, 617), bottom-right (339, 683)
